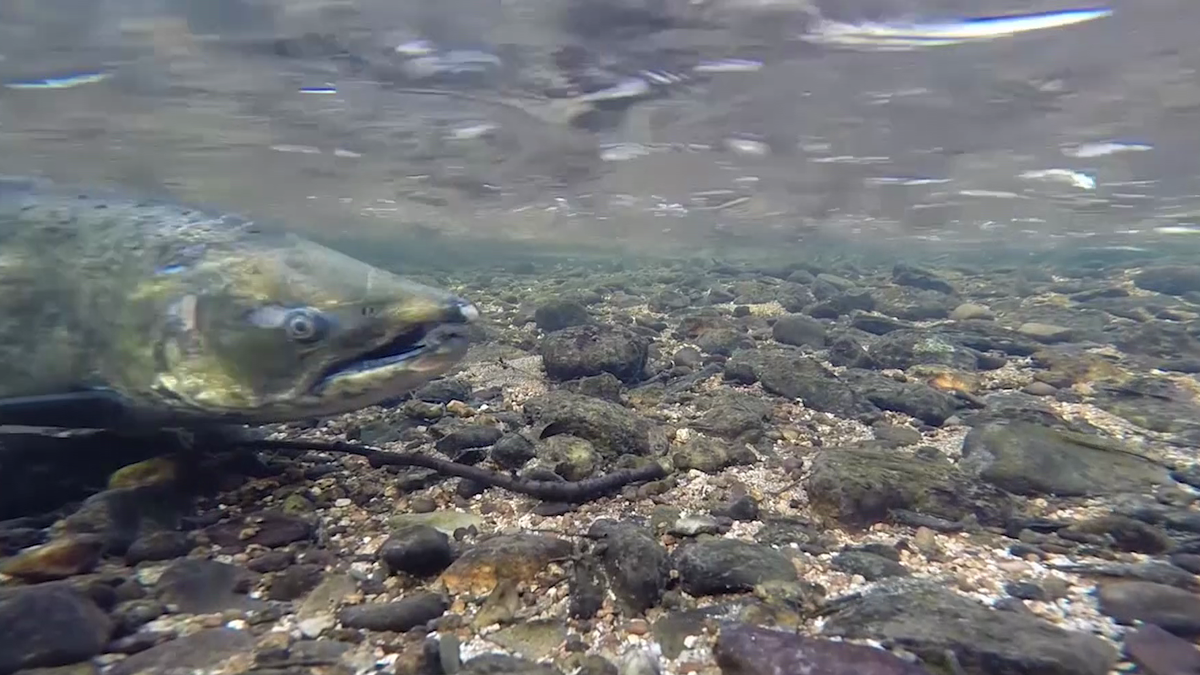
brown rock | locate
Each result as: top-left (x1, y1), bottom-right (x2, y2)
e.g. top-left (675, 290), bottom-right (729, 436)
top-left (1, 535), bottom-right (105, 582)
top-left (438, 534), bottom-right (572, 597)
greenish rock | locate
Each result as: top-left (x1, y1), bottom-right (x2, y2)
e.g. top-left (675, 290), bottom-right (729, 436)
top-left (281, 492), bottom-right (315, 514)
top-left (473, 579), bottom-right (521, 627)
top-left (950, 303), bottom-right (994, 320)
top-left (960, 422), bottom-right (1173, 497)
top-left (389, 510), bottom-right (485, 536)
top-left (831, 551), bottom-right (910, 581)
top-left (672, 435), bottom-right (755, 474)
top-left (806, 444), bottom-right (1014, 528)
top-left (403, 399), bottom-right (445, 420)
top-left (524, 392), bottom-right (655, 457)
top-left (669, 515), bottom-right (723, 537)
top-left (1017, 322), bottom-right (1074, 343)
top-left (753, 580), bottom-right (827, 618)
top-left (539, 324), bottom-right (649, 383)
top-left (488, 619), bottom-right (568, 661)
top-left (823, 580), bottom-right (1118, 675)
top-left (691, 392), bottom-right (772, 440)
top-left (532, 435), bottom-right (598, 481)
top-left (297, 573), bottom-right (357, 619)
top-left (671, 539), bottom-right (797, 596)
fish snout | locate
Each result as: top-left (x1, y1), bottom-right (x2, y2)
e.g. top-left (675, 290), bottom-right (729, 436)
top-left (448, 298), bottom-right (481, 324)
top-left (424, 296), bottom-right (479, 351)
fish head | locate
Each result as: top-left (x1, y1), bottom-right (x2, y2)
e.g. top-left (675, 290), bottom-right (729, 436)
top-left (150, 234), bottom-right (479, 423)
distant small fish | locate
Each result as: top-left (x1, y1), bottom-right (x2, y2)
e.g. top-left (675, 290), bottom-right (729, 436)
top-left (298, 86), bottom-right (337, 95)
top-left (1019, 168), bottom-right (1096, 190)
top-left (575, 77), bottom-right (652, 103)
top-left (269, 144), bottom-right (322, 155)
top-left (395, 39), bottom-right (436, 57)
top-left (692, 59), bottom-right (763, 74)
top-left (805, 7), bottom-right (1113, 50)
top-left (1153, 225), bottom-right (1200, 235)
top-left (1062, 141), bottom-right (1153, 158)
top-left (5, 72), bottom-right (111, 90)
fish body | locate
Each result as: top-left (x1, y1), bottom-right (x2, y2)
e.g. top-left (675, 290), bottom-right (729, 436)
top-left (805, 7), bottom-right (1113, 50)
top-left (0, 177), bottom-right (479, 430)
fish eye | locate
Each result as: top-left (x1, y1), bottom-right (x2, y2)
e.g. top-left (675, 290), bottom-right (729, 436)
top-left (283, 308), bottom-right (327, 343)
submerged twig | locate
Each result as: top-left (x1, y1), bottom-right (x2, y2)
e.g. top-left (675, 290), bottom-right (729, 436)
top-left (240, 438), bottom-right (668, 503)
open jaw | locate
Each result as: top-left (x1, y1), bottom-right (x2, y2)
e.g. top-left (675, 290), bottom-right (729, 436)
top-left (316, 325), bottom-right (434, 385)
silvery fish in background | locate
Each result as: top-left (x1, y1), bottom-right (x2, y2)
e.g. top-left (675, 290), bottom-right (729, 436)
top-left (803, 7), bottom-right (1113, 51)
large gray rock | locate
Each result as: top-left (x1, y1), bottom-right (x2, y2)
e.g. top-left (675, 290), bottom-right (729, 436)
top-left (823, 580), bottom-right (1118, 675)
top-left (0, 585), bottom-right (113, 673)
top-left (960, 422), bottom-right (1174, 496)
top-left (671, 539), bottom-right (797, 596)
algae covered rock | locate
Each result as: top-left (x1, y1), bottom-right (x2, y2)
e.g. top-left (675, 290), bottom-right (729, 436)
top-left (539, 324), bottom-right (649, 383)
top-left (806, 444), bottom-right (1013, 528)
top-left (524, 392), bottom-right (655, 457)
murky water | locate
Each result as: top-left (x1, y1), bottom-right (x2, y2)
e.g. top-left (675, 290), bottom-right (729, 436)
top-left (4, 2), bottom-right (1200, 674)
top-left (3, 0), bottom-right (1200, 262)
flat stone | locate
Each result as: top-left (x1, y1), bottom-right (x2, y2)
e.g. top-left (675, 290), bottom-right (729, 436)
top-left (672, 539), bottom-right (797, 596)
top-left (960, 422), bottom-right (1173, 497)
top-left (389, 510), bottom-right (484, 536)
top-left (337, 592), bottom-right (447, 632)
top-left (715, 622), bottom-right (933, 675)
top-left (105, 628), bottom-right (254, 675)
top-left (155, 558), bottom-right (263, 614)
top-left (823, 580), bottom-right (1117, 675)
top-left (489, 619), bottom-right (568, 661)
top-left (1124, 623), bottom-right (1200, 675)
top-left (1018, 323), bottom-right (1074, 344)
top-left (1097, 581), bottom-right (1200, 636)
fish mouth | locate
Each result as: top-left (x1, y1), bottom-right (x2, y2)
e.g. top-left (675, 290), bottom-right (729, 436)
top-left (316, 323), bottom-right (468, 386)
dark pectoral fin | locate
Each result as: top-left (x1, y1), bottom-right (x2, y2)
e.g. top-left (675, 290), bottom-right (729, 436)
top-left (0, 390), bottom-right (142, 429)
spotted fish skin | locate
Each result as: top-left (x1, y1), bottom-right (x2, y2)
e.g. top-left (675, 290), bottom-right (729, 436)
top-left (0, 177), bottom-right (479, 430)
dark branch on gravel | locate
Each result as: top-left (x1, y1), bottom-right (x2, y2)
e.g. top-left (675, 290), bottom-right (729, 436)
top-left (239, 438), bottom-right (669, 503)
